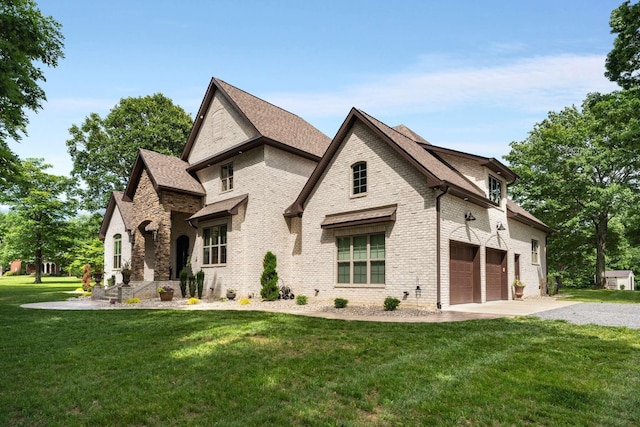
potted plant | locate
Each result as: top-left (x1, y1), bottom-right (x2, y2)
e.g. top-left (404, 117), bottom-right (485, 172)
top-left (226, 288), bottom-right (236, 300)
top-left (158, 285), bottom-right (175, 301)
top-left (121, 260), bottom-right (132, 286)
top-left (93, 268), bottom-right (104, 286)
top-left (513, 279), bottom-right (525, 300)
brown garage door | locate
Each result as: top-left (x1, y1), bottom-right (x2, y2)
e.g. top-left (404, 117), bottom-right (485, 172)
top-left (486, 248), bottom-right (508, 301)
top-left (449, 242), bottom-right (480, 304)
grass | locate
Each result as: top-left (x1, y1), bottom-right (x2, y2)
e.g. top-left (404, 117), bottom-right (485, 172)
top-left (558, 287), bottom-right (640, 303)
top-left (2, 275), bottom-right (640, 426)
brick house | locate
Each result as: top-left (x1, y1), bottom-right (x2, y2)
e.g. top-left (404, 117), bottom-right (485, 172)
top-left (100, 78), bottom-right (549, 308)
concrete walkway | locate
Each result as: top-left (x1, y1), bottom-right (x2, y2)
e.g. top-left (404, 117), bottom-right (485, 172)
top-left (20, 297), bottom-right (579, 323)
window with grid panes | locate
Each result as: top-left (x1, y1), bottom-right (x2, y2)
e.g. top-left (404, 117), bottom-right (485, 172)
top-left (203, 225), bottom-right (228, 265)
top-left (337, 233), bottom-right (385, 285)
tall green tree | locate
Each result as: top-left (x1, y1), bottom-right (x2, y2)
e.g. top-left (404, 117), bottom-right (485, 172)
top-left (506, 91), bottom-right (640, 289)
top-left (1, 159), bottom-right (77, 283)
top-left (606, 0), bottom-right (640, 89)
top-left (59, 213), bottom-right (104, 277)
top-left (0, 0), bottom-right (64, 191)
top-left (66, 94), bottom-right (192, 211)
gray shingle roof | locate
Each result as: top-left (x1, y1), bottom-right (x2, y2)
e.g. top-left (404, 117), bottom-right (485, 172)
top-left (98, 191), bottom-right (134, 240)
top-left (506, 199), bottom-right (551, 232)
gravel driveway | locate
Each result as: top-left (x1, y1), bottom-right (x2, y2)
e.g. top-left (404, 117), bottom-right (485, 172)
top-left (533, 302), bottom-right (640, 329)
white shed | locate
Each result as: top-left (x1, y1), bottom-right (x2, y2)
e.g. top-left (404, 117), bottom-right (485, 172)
top-left (605, 270), bottom-right (635, 291)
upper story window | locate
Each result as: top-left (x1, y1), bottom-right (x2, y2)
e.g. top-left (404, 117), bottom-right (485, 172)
top-left (203, 224), bottom-right (228, 265)
top-left (488, 175), bottom-right (502, 204)
top-left (221, 163), bottom-right (234, 192)
top-left (352, 162), bottom-right (367, 195)
top-left (113, 234), bottom-right (122, 269)
top-left (531, 239), bottom-right (539, 264)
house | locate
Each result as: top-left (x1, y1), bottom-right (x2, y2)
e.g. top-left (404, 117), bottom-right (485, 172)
top-left (605, 270), bottom-right (635, 291)
top-left (99, 77), bottom-right (549, 308)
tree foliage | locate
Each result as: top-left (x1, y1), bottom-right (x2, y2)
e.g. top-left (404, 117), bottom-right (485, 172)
top-left (0, 159), bottom-right (77, 283)
top-left (66, 94), bottom-right (192, 211)
top-left (506, 90), bottom-right (640, 288)
top-left (606, 0), bottom-right (640, 88)
top-left (260, 251), bottom-right (280, 301)
top-left (60, 213), bottom-right (104, 277)
top-left (0, 0), bottom-right (64, 193)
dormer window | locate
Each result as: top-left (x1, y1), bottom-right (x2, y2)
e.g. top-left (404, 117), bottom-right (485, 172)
top-left (352, 162), bottom-right (367, 195)
top-left (488, 175), bottom-right (502, 204)
top-left (221, 163), bottom-right (234, 192)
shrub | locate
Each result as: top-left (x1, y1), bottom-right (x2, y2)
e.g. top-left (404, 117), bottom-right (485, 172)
top-left (620, 284), bottom-right (626, 290)
top-left (187, 297), bottom-right (200, 305)
top-left (334, 298), bottom-right (348, 309)
top-left (188, 274), bottom-right (196, 298)
top-left (260, 251), bottom-right (280, 301)
top-left (384, 297), bottom-right (401, 311)
top-left (179, 269), bottom-right (189, 298)
top-left (125, 298), bottom-right (141, 304)
top-left (107, 276), bottom-right (115, 287)
top-left (296, 295), bottom-right (308, 305)
top-left (196, 270), bottom-right (205, 298)
top-left (239, 297), bottom-right (251, 305)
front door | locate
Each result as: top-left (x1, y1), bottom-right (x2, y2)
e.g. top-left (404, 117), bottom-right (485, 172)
top-left (176, 235), bottom-right (189, 279)
top-left (486, 248), bottom-right (508, 301)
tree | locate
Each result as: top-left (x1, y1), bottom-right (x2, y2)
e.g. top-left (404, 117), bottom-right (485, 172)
top-left (60, 213), bottom-right (104, 277)
top-left (260, 251), bottom-right (280, 301)
top-left (0, 0), bottom-right (64, 192)
top-left (66, 94), bottom-right (192, 211)
top-left (506, 90), bottom-right (640, 289)
top-left (606, 1), bottom-right (640, 88)
top-left (1, 159), bottom-right (77, 283)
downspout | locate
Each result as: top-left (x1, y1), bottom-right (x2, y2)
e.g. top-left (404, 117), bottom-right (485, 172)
top-left (435, 185), bottom-right (449, 310)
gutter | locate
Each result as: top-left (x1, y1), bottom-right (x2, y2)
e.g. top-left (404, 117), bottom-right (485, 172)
top-left (435, 185), bottom-right (449, 310)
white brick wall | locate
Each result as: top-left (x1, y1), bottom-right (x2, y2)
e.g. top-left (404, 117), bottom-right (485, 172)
top-left (187, 92), bottom-right (257, 165)
top-left (191, 144), bottom-right (317, 299)
top-left (297, 122), bottom-right (438, 308)
top-left (102, 205), bottom-right (132, 284)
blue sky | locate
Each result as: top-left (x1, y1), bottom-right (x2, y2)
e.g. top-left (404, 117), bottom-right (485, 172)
top-left (9, 0), bottom-right (622, 177)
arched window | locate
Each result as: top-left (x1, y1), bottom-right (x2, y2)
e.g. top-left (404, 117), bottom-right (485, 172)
top-left (352, 162), bottom-right (367, 195)
top-left (113, 234), bottom-right (122, 269)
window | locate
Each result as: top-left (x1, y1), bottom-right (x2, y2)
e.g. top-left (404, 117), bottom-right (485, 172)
top-left (531, 239), bottom-right (539, 264)
top-left (203, 225), bottom-right (228, 265)
top-left (337, 233), bottom-right (385, 285)
top-left (221, 163), bottom-right (234, 192)
top-left (113, 234), bottom-right (122, 269)
top-left (352, 162), bottom-right (367, 195)
top-left (488, 175), bottom-right (502, 204)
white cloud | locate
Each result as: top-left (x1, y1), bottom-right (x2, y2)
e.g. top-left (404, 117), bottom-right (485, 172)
top-left (265, 54), bottom-right (618, 118)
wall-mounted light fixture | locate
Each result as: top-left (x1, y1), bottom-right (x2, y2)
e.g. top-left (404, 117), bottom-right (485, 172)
top-left (464, 211), bottom-right (476, 221)
top-left (415, 285), bottom-right (421, 298)
top-left (496, 222), bottom-right (506, 231)
top-left (403, 291), bottom-right (409, 300)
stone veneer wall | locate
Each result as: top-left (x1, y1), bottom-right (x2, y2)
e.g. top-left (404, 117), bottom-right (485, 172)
top-left (130, 170), bottom-right (202, 281)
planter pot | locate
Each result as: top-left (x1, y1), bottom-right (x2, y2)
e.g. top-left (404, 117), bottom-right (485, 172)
top-left (93, 272), bottom-right (103, 286)
top-left (159, 291), bottom-right (174, 301)
top-left (121, 271), bottom-right (131, 285)
top-left (514, 286), bottom-right (525, 300)
top-left (226, 292), bottom-right (236, 300)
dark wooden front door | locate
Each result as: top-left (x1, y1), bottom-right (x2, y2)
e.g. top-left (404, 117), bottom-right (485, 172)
top-left (486, 248), bottom-right (508, 301)
top-left (176, 235), bottom-right (189, 279)
top-left (450, 242), bottom-right (480, 304)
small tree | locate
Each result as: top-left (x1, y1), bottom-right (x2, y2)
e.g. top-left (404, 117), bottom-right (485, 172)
top-left (260, 251), bottom-right (279, 301)
top-left (196, 270), bottom-right (205, 299)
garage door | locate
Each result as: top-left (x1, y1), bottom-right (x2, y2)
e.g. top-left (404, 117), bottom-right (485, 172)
top-left (486, 248), bottom-right (507, 301)
top-left (449, 242), bottom-right (480, 304)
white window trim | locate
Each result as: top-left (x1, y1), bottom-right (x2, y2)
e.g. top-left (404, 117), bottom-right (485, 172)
top-left (221, 162), bottom-right (234, 193)
top-left (202, 221), bottom-right (229, 266)
top-left (531, 238), bottom-right (540, 265)
top-left (488, 174), bottom-right (502, 204)
top-left (351, 161), bottom-right (367, 198)
top-left (113, 234), bottom-right (122, 270)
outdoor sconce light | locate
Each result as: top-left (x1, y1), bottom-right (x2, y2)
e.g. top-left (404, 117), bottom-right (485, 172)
top-left (403, 291), bottom-right (409, 300)
top-left (464, 211), bottom-right (476, 221)
top-left (314, 289), bottom-right (320, 296)
top-left (496, 222), bottom-right (506, 231)
top-left (415, 285), bottom-right (421, 298)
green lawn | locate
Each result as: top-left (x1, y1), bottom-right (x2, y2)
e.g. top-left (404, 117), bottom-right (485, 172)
top-left (2, 276), bottom-right (640, 426)
top-left (558, 287), bottom-right (640, 303)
